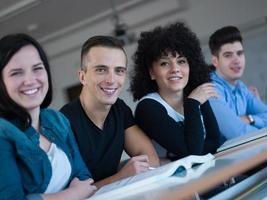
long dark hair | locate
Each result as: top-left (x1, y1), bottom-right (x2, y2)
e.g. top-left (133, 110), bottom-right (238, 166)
top-left (0, 33), bottom-right (52, 130)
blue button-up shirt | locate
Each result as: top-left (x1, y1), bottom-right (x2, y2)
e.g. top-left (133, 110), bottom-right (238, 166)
top-left (0, 109), bottom-right (91, 200)
top-left (209, 72), bottom-right (267, 139)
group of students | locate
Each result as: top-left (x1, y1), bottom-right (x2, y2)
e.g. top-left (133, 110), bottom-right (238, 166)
top-left (0, 21), bottom-right (267, 199)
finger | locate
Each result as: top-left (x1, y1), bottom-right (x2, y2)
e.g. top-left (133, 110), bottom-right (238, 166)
top-left (88, 178), bottom-right (94, 184)
top-left (131, 155), bottom-right (149, 162)
top-left (134, 161), bottom-right (150, 173)
top-left (90, 185), bottom-right (97, 191)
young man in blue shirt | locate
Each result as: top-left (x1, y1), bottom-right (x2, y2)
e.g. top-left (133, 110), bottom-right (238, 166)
top-left (208, 26), bottom-right (267, 140)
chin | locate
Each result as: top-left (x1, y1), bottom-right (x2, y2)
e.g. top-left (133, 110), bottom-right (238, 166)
top-left (103, 99), bottom-right (117, 106)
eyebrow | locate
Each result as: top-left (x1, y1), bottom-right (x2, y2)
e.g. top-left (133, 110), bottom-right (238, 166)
top-left (33, 62), bottom-right (44, 66)
top-left (159, 55), bottom-right (185, 59)
top-left (94, 64), bottom-right (126, 69)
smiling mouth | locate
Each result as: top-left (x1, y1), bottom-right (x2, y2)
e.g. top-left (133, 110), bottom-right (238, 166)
top-left (231, 66), bottom-right (242, 72)
top-left (22, 88), bottom-right (39, 95)
top-left (168, 76), bottom-right (182, 81)
top-left (101, 87), bottom-right (117, 95)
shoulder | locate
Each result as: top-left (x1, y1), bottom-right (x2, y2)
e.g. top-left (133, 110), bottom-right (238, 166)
top-left (237, 80), bottom-right (249, 91)
top-left (42, 108), bottom-right (68, 122)
top-left (136, 98), bottom-right (167, 114)
top-left (60, 98), bottom-right (82, 121)
top-left (0, 118), bottom-right (28, 150)
top-left (41, 108), bottom-right (71, 133)
top-left (60, 98), bottom-right (80, 114)
top-left (0, 118), bottom-right (19, 137)
top-left (112, 98), bottom-right (133, 112)
top-left (211, 73), bottom-right (226, 89)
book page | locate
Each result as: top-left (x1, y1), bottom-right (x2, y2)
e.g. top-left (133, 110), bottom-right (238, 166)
top-left (90, 154), bottom-right (214, 200)
top-left (217, 127), bottom-right (267, 152)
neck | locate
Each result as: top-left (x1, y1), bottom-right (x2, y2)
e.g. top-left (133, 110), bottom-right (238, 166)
top-left (79, 91), bottom-right (110, 130)
top-left (29, 107), bottom-right (41, 131)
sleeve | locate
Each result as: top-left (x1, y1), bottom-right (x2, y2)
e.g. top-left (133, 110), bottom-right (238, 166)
top-left (120, 100), bottom-right (135, 130)
top-left (200, 101), bottom-right (224, 153)
top-left (135, 98), bottom-right (206, 159)
top-left (209, 84), bottom-right (258, 139)
top-left (0, 137), bottom-right (42, 200)
top-left (246, 88), bottom-right (267, 129)
top-left (61, 113), bottom-right (92, 181)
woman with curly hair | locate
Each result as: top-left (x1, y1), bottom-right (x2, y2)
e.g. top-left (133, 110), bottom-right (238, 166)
top-left (130, 22), bottom-right (224, 160)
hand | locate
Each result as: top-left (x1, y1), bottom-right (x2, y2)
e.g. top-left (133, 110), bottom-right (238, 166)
top-left (117, 155), bottom-right (150, 179)
top-left (188, 83), bottom-right (218, 104)
top-left (69, 178), bottom-right (97, 198)
top-left (249, 86), bottom-right (261, 99)
top-left (240, 115), bottom-right (250, 124)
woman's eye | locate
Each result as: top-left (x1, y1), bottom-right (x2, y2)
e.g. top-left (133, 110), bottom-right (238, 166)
top-left (178, 58), bottom-right (187, 64)
top-left (160, 62), bottom-right (169, 67)
top-left (34, 67), bottom-right (44, 71)
top-left (10, 71), bottom-right (21, 77)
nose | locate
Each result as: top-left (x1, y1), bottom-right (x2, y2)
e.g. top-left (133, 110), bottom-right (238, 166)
top-left (170, 61), bottom-right (180, 73)
top-left (105, 71), bottom-right (115, 84)
top-left (23, 71), bottom-right (36, 85)
top-left (233, 54), bottom-right (241, 64)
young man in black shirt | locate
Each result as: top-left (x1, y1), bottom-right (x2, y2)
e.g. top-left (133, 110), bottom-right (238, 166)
top-left (60, 35), bottom-right (159, 189)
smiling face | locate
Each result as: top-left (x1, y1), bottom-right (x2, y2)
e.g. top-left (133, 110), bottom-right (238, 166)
top-left (212, 41), bottom-right (245, 85)
top-left (79, 46), bottom-right (127, 108)
top-left (149, 52), bottom-right (189, 96)
top-left (2, 45), bottom-right (48, 113)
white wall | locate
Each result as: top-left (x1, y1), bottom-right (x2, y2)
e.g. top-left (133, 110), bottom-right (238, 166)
top-left (43, 0), bottom-right (267, 110)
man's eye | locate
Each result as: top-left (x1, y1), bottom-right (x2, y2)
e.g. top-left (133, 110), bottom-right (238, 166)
top-left (96, 68), bottom-right (106, 73)
top-left (116, 68), bottom-right (126, 75)
top-left (224, 54), bottom-right (232, 58)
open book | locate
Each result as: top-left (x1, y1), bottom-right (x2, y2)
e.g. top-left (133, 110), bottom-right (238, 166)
top-left (89, 153), bottom-right (214, 200)
top-left (217, 127), bottom-right (267, 152)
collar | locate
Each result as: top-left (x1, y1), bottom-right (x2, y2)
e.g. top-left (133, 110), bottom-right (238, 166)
top-left (213, 71), bottom-right (242, 93)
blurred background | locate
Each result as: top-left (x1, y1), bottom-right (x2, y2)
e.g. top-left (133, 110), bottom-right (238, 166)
top-left (1, 0), bottom-right (267, 110)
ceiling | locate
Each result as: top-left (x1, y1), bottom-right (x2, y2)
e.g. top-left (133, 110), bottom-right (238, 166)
top-left (0, 0), bottom-right (140, 41)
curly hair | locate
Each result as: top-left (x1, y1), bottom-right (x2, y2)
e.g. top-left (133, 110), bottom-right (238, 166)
top-left (130, 22), bottom-right (211, 101)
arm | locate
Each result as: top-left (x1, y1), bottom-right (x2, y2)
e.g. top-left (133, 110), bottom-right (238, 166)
top-left (41, 112), bottom-right (97, 199)
top-left (94, 125), bottom-right (160, 189)
top-left (0, 137), bottom-right (32, 200)
top-left (42, 178), bottom-right (96, 200)
top-left (209, 85), bottom-right (259, 139)
top-left (201, 101), bottom-right (224, 153)
top-left (248, 86), bottom-right (261, 99)
top-left (246, 88), bottom-right (267, 129)
top-left (135, 99), bottom-right (206, 159)
top-left (124, 124), bottom-right (160, 167)
top-left (0, 138), bottom-right (95, 200)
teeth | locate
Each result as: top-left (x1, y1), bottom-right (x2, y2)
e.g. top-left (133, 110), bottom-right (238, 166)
top-left (169, 77), bottom-right (181, 80)
top-left (102, 88), bottom-right (116, 95)
top-left (23, 88), bottom-right (38, 95)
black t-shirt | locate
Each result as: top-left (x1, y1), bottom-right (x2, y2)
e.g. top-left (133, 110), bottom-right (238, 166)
top-left (135, 98), bottom-right (222, 160)
top-left (60, 98), bottom-right (135, 181)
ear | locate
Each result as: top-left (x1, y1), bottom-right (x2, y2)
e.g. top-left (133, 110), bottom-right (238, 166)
top-left (211, 55), bottom-right (219, 68)
top-left (78, 70), bottom-right (87, 85)
top-left (149, 68), bottom-right (155, 80)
